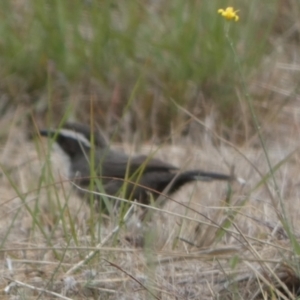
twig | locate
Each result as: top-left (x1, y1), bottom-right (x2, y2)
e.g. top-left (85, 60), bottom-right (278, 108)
top-left (104, 259), bottom-right (161, 300)
top-left (4, 277), bottom-right (72, 300)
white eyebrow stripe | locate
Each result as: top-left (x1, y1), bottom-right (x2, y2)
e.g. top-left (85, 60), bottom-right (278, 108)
top-left (57, 129), bottom-right (92, 148)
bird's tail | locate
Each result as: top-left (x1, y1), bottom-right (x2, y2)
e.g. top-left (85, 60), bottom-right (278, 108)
top-left (166, 170), bottom-right (238, 195)
top-left (181, 170), bottom-right (233, 181)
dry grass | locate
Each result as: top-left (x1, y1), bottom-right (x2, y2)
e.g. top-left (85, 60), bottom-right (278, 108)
top-left (1, 114), bottom-right (300, 299)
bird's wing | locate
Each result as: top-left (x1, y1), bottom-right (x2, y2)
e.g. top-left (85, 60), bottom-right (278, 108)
top-left (130, 155), bottom-right (178, 172)
top-left (96, 152), bottom-right (178, 179)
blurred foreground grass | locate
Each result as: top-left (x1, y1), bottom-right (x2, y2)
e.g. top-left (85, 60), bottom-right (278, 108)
top-left (0, 0), bottom-right (297, 142)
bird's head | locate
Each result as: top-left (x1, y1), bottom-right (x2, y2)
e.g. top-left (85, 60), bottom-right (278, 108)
top-left (39, 122), bottom-right (108, 159)
top-left (39, 127), bottom-right (92, 159)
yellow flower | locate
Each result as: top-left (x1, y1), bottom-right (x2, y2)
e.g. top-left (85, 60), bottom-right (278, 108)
top-left (218, 7), bottom-right (239, 22)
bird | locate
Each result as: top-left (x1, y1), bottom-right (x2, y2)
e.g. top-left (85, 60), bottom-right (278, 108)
top-left (39, 122), bottom-right (236, 210)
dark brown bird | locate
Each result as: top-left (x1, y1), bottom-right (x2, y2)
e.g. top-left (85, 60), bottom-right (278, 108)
top-left (39, 123), bottom-right (235, 208)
